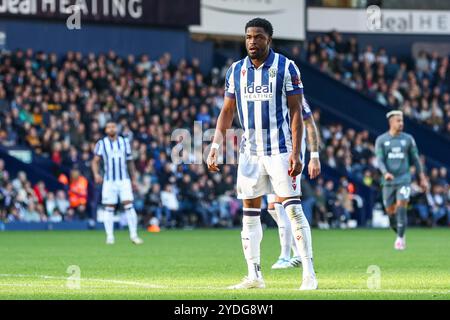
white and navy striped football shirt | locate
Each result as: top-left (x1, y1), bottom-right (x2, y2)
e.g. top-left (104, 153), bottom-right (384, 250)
top-left (94, 136), bottom-right (133, 181)
top-left (225, 49), bottom-right (304, 156)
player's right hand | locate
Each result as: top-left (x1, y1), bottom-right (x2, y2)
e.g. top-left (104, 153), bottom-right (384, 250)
top-left (289, 153), bottom-right (303, 177)
top-left (94, 174), bottom-right (103, 184)
top-left (384, 172), bottom-right (394, 181)
top-left (207, 148), bottom-right (220, 172)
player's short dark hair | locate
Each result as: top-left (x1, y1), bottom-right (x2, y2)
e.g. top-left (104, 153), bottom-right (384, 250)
top-left (245, 18), bottom-right (273, 37)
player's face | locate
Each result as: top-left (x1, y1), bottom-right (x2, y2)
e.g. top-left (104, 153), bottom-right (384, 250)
top-left (105, 123), bottom-right (117, 137)
top-left (245, 27), bottom-right (271, 60)
top-left (390, 115), bottom-right (404, 132)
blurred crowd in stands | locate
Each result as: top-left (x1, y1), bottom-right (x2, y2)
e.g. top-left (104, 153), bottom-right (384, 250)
top-left (0, 159), bottom-right (73, 223)
top-left (0, 47), bottom-right (448, 228)
top-left (313, 112), bottom-right (449, 227)
top-left (305, 31), bottom-right (450, 136)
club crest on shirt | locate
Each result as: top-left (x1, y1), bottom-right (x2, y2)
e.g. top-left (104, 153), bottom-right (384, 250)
top-left (384, 141), bottom-right (390, 146)
top-left (269, 67), bottom-right (277, 78)
top-left (401, 140), bottom-right (406, 146)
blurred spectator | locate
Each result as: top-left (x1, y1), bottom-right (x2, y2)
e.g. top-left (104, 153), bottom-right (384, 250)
top-left (22, 202), bottom-right (41, 222)
top-left (55, 190), bottom-right (70, 216)
top-left (33, 181), bottom-right (48, 205)
top-left (427, 185), bottom-right (449, 226)
top-left (68, 168), bottom-right (88, 219)
top-left (313, 182), bottom-right (329, 229)
top-left (144, 183), bottom-right (172, 228)
top-left (160, 184), bottom-right (179, 227)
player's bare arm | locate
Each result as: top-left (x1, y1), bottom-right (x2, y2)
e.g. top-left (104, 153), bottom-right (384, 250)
top-left (304, 117), bottom-right (321, 179)
top-left (287, 93), bottom-right (304, 177)
top-left (207, 96), bottom-right (236, 172)
top-left (91, 155), bottom-right (103, 184)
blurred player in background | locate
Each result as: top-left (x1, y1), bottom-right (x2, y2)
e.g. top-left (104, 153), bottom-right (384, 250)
top-left (92, 121), bottom-right (144, 245)
top-left (207, 18), bottom-right (317, 290)
top-left (268, 97), bottom-right (321, 269)
top-left (375, 111), bottom-right (428, 250)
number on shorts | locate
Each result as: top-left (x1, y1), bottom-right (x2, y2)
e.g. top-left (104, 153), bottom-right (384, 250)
top-left (399, 186), bottom-right (411, 199)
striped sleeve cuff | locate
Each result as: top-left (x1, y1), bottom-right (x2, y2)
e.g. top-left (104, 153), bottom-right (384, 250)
top-left (286, 88), bottom-right (303, 96)
top-left (303, 112), bottom-right (312, 120)
top-left (225, 91), bottom-right (236, 99)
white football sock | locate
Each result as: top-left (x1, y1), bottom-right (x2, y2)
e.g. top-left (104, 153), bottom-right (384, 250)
top-left (291, 236), bottom-right (301, 257)
top-left (267, 208), bottom-right (278, 224)
top-left (274, 203), bottom-right (292, 260)
top-left (103, 207), bottom-right (115, 240)
top-left (241, 209), bottom-right (263, 280)
top-left (284, 199), bottom-right (315, 278)
top-left (125, 204), bottom-right (138, 240)
top-left (268, 207), bottom-right (289, 260)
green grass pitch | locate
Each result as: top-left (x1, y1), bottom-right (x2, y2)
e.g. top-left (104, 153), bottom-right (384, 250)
top-left (0, 228), bottom-right (449, 300)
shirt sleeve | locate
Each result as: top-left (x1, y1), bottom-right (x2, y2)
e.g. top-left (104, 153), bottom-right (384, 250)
top-left (224, 64), bottom-right (236, 99)
top-left (124, 137), bottom-right (133, 161)
top-left (285, 60), bottom-right (304, 96)
top-left (302, 97), bottom-right (313, 120)
top-left (94, 140), bottom-right (103, 157)
top-left (375, 136), bottom-right (388, 175)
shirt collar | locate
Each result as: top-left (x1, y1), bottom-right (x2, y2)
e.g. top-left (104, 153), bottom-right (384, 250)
top-left (245, 48), bottom-right (275, 69)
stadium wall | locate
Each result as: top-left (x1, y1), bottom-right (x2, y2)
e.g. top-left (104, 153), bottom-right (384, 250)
top-left (0, 221), bottom-right (104, 231)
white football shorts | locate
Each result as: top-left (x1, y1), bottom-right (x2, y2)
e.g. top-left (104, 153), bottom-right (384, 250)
top-left (236, 152), bottom-right (302, 200)
top-left (102, 179), bottom-right (134, 205)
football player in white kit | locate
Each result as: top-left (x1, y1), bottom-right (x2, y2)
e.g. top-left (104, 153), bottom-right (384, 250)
top-left (207, 18), bottom-right (317, 290)
top-left (267, 97), bottom-right (321, 270)
top-left (92, 121), bottom-right (143, 245)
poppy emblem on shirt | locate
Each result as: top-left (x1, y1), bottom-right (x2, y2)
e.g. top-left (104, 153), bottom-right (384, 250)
top-left (242, 69), bottom-right (246, 77)
top-left (292, 74), bottom-right (300, 86)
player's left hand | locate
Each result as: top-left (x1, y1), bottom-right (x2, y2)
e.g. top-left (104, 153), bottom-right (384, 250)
top-left (207, 148), bottom-right (220, 172)
top-left (288, 153), bottom-right (303, 177)
top-left (308, 158), bottom-right (321, 179)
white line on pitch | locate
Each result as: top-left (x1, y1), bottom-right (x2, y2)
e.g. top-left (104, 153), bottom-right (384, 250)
top-left (0, 274), bottom-right (166, 289)
top-left (0, 274), bottom-right (448, 294)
